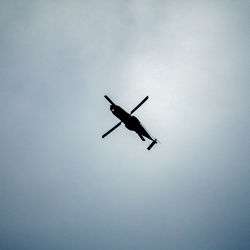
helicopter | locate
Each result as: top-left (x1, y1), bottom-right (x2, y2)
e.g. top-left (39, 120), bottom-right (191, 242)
top-left (102, 95), bottom-right (158, 150)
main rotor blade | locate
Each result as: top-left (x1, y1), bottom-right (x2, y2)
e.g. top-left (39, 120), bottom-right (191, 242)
top-left (130, 96), bottom-right (149, 114)
top-left (102, 122), bottom-right (122, 138)
top-left (104, 95), bottom-right (115, 105)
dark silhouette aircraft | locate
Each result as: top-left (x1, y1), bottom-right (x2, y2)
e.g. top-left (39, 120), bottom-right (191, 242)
top-left (102, 95), bottom-right (158, 150)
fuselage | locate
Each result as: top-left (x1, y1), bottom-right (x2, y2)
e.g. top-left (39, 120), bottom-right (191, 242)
top-left (110, 104), bottom-right (153, 141)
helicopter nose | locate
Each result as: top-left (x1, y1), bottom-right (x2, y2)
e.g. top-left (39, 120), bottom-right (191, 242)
top-left (110, 105), bottom-right (115, 112)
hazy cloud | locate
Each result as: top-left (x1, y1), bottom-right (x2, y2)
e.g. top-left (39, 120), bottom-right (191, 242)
top-left (1, 1), bottom-right (249, 249)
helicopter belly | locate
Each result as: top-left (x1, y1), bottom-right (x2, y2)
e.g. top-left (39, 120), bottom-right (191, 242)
top-left (124, 116), bottom-right (140, 130)
top-left (124, 116), bottom-right (153, 141)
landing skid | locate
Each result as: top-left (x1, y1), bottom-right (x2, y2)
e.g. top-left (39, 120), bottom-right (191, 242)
top-left (137, 133), bottom-right (145, 141)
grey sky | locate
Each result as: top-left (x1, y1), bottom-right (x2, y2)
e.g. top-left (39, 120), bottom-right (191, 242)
top-left (0, 1), bottom-right (249, 250)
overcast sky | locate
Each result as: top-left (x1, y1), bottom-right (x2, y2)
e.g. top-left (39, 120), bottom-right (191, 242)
top-left (0, 1), bottom-right (249, 249)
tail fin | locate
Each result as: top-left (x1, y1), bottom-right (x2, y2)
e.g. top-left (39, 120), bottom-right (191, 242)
top-left (147, 140), bottom-right (157, 150)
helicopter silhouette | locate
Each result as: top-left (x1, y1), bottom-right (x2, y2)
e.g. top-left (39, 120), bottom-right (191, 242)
top-left (102, 95), bottom-right (158, 150)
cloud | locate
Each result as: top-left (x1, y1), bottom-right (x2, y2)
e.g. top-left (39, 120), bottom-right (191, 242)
top-left (0, 1), bottom-right (249, 250)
